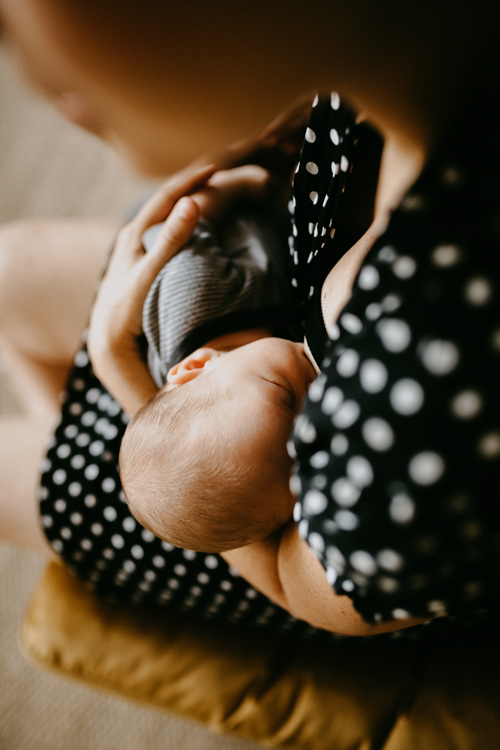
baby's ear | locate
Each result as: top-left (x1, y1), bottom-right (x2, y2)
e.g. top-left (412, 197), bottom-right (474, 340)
top-left (167, 348), bottom-right (221, 385)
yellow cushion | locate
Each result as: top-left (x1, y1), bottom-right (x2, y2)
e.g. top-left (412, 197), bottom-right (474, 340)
top-left (20, 563), bottom-right (500, 750)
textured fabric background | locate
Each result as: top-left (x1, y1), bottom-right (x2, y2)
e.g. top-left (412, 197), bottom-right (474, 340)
top-left (0, 42), bottom-right (262, 750)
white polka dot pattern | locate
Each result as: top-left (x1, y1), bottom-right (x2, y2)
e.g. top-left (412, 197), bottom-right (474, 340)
top-left (290, 89), bottom-right (500, 631)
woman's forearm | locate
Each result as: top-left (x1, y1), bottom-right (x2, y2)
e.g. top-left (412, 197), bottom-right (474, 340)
top-left (223, 522), bottom-right (430, 636)
top-left (86, 169), bottom-right (214, 414)
top-left (221, 532), bottom-right (288, 610)
top-left (90, 344), bottom-right (158, 417)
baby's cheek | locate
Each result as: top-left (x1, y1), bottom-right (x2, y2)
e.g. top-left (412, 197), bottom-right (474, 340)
top-left (266, 408), bottom-right (296, 478)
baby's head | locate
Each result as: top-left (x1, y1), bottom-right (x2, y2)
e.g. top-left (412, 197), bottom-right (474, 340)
top-left (119, 337), bottom-right (316, 552)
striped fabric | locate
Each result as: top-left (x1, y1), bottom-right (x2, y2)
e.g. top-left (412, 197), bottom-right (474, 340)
top-left (142, 208), bottom-right (293, 386)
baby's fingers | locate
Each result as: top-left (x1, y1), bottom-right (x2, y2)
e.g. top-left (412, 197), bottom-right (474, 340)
top-left (139, 197), bottom-right (199, 286)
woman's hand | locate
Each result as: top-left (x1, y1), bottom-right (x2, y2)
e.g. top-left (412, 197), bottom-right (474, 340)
top-left (192, 164), bottom-right (273, 226)
top-left (87, 163), bottom-right (215, 416)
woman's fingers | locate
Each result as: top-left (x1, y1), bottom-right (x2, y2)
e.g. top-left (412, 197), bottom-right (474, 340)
top-left (133, 163), bottom-right (216, 231)
top-left (110, 163), bottom-right (214, 264)
top-left (138, 196), bottom-right (199, 287)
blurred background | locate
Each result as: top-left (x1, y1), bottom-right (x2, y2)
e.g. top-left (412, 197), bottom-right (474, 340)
top-left (0, 41), bottom-right (263, 750)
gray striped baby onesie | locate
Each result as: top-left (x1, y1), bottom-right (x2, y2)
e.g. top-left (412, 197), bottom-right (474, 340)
top-left (142, 207), bottom-right (297, 387)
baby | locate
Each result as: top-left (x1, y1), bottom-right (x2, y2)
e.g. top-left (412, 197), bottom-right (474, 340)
top-left (120, 166), bottom-right (316, 553)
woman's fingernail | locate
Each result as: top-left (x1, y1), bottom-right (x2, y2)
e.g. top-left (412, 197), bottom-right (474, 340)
top-left (177, 197), bottom-right (197, 219)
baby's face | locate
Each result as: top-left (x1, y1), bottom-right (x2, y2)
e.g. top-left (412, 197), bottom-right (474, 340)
top-left (204, 337), bottom-right (316, 415)
top-left (182, 337), bottom-right (317, 490)
top-left (206, 337), bottom-right (318, 519)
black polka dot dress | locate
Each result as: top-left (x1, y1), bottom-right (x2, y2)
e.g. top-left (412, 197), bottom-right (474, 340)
top-left (291, 90), bottom-right (500, 631)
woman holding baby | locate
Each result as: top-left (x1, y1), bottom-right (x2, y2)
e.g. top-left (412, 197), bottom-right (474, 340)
top-left (0, 0), bottom-right (499, 640)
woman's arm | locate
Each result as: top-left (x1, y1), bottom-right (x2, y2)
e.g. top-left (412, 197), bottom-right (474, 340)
top-left (223, 522), bottom-right (430, 636)
top-left (87, 164), bottom-right (215, 415)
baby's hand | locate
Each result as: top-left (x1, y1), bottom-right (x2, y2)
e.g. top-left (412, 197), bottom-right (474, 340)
top-left (191, 165), bottom-right (273, 226)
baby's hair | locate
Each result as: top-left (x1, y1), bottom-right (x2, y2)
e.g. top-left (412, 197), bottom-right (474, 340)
top-left (119, 378), bottom-right (288, 553)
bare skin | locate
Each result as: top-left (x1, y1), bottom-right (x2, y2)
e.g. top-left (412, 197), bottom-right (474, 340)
top-left (0, 219), bottom-right (120, 555)
top-left (0, 219), bottom-right (120, 418)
